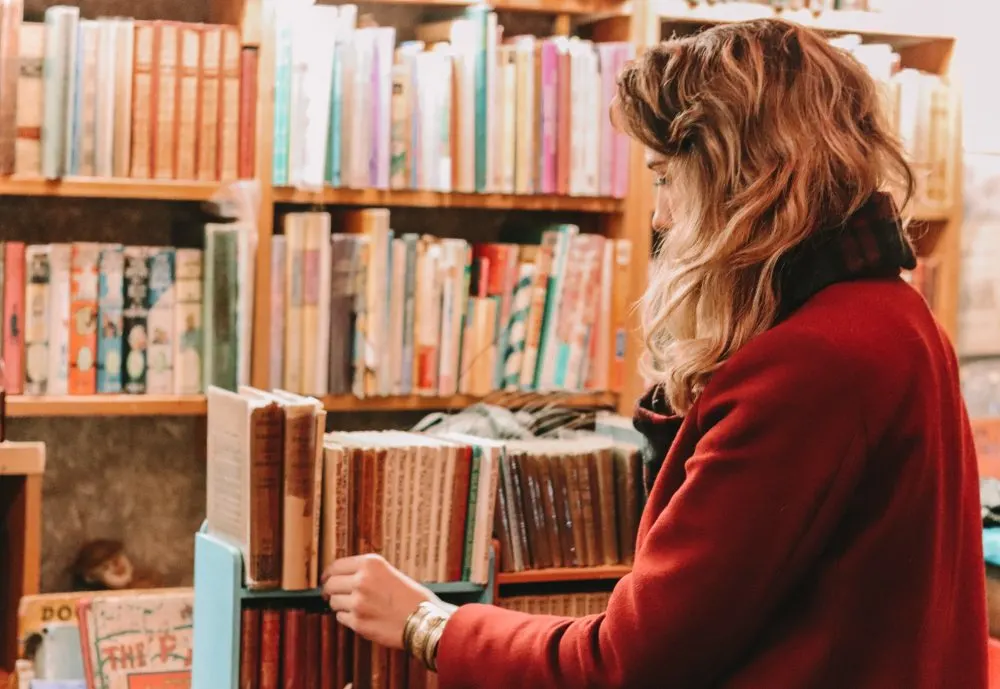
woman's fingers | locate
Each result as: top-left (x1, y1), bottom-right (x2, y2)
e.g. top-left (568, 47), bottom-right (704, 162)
top-left (327, 593), bottom-right (355, 613)
top-left (320, 555), bottom-right (367, 584)
top-left (321, 573), bottom-right (356, 599)
top-left (336, 610), bottom-right (358, 632)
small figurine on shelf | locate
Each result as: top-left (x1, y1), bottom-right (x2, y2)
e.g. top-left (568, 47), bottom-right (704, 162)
top-left (69, 539), bottom-right (158, 591)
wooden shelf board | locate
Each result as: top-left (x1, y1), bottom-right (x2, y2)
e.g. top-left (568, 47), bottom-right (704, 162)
top-left (497, 565), bottom-right (632, 585)
top-left (274, 187), bottom-right (623, 213)
top-left (7, 395), bottom-right (208, 417)
top-left (362, 0), bottom-right (623, 13)
top-left (0, 176), bottom-right (224, 201)
top-left (240, 581), bottom-right (484, 600)
top-left (321, 392), bottom-right (619, 412)
top-left (649, 1), bottom-right (955, 42)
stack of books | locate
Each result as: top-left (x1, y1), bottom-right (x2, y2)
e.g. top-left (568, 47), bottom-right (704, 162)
top-left (497, 590), bottom-right (613, 616)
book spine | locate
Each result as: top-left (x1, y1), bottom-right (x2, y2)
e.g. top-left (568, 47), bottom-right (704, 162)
top-left (218, 25), bottom-right (240, 181)
top-left (175, 24), bottom-right (200, 181)
top-left (271, 15), bottom-right (293, 186)
top-left (239, 606), bottom-right (261, 689)
top-left (68, 242), bottom-right (100, 395)
top-left (122, 246), bottom-right (149, 394)
top-left (129, 20), bottom-right (155, 178)
top-left (196, 24), bottom-right (221, 181)
top-left (145, 247), bottom-right (176, 394)
top-left (153, 21), bottom-right (179, 180)
top-left (76, 20), bottom-right (99, 177)
top-left (112, 18), bottom-right (134, 178)
top-left (96, 244), bottom-right (125, 394)
top-left (23, 245), bottom-right (50, 395)
top-left (14, 22), bottom-right (43, 176)
top-left (93, 18), bottom-right (118, 177)
top-left (46, 244), bottom-right (70, 396)
top-left (269, 236), bottom-right (286, 391)
top-left (40, 7), bottom-right (78, 179)
top-left (238, 47), bottom-right (259, 179)
top-left (2, 242), bottom-right (25, 394)
top-left (0, 0), bottom-right (22, 174)
top-left (173, 248), bottom-right (203, 394)
top-left (400, 234), bottom-right (417, 395)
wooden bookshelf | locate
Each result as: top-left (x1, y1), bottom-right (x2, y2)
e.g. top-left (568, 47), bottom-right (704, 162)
top-left (6, 395), bottom-right (208, 418)
top-left (365, 0), bottom-right (623, 14)
top-left (645, 1), bottom-right (955, 42)
top-left (497, 565), bottom-right (631, 585)
top-left (0, 176), bottom-right (224, 201)
top-left (320, 392), bottom-right (618, 412)
top-left (5, 392), bottom-right (617, 417)
top-left (273, 186), bottom-right (623, 213)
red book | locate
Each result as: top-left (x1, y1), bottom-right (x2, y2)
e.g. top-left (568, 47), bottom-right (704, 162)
top-left (238, 47), bottom-right (258, 179)
top-left (304, 611), bottom-right (322, 689)
top-left (239, 607), bottom-right (262, 689)
top-left (259, 608), bottom-right (282, 689)
top-left (2, 242), bottom-right (25, 394)
top-left (320, 612), bottom-right (337, 689)
top-left (283, 608), bottom-right (306, 689)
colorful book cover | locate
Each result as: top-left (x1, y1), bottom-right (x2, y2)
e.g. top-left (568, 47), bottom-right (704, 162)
top-left (271, 11), bottom-right (293, 186)
top-left (77, 589), bottom-right (194, 689)
top-left (24, 244), bottom-right (50, 395)
top-left (400, 234), bottom-right (418, 395)
top-left (3, 241), bottom-right (26, 393)
top-left (68, 242), bottom-right (100, 394)
top-left (174, 249), bottom-right (203, 394)
top-left (121, 246), bottom-right (149, 394)
top-left (145, 248), bottom-right (175, 394)
top-left (96, 244), bottom-right (124, 394)
top-left (46, 243), bottom-right (71, 395)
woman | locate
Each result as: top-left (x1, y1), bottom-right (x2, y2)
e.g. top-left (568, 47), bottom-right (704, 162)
top-left (322, 18), bottom-right (988, 688)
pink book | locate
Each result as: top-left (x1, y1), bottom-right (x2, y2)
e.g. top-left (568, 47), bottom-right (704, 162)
top-left (540, 39), bottom-right (559, 195)
top-left (3, 242), bottom-right (25, 394)
top-left (612, 44), bottom-right (636, 199)
top-left (597, 43), bottom-right (617, 198)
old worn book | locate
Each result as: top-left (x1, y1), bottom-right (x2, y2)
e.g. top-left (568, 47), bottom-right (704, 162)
top-left (206, 386), bottom-right (285, 589)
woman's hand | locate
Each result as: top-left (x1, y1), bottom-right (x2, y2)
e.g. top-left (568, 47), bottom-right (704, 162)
top-left (320, 554), bottom-right (436, 650)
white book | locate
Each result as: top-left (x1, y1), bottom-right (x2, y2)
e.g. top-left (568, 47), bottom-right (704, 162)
top-left (173, 249), bottom-right (203, 394)
top-left (46, 244), bottom-right (71, 396)
top-left (94, 18), bottom-right (119, 177)
top-left (269, 236), bottom-right (286, 391)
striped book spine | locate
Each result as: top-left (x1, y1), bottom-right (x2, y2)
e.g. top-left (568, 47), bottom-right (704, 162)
top-left (503, 263), bottom-right (534, 390)
top-left (96, 244), bottom-right (124, 393)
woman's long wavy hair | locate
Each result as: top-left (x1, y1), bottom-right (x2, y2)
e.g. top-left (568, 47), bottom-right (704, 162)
top-left (614, 18), bottom-right (915, 414)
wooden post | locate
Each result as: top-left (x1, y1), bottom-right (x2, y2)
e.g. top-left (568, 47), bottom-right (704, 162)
top-left (0, 442), bottom-right (45, 675)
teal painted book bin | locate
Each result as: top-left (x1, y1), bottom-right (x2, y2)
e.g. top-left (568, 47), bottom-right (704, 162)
top-left (191, 526), bottom-right (495, 689)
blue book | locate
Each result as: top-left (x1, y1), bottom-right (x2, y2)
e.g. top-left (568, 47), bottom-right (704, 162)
top-left (96, 245), bottom-right (124, 393)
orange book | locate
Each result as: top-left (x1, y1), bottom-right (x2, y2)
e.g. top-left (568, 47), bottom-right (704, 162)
top-left (217, 26), bottom-right (241, 181)
top-left (196, 24), bottom-right (221, 181)
top-left (130, 21), bottom-right (156, 178)
top-left (153, 21), bottom-right (180, 179)
top-left (238, 47), bottom-right (258, 179)
top-left (68, 242), bottom-right (100, 395)
top-left (175, 24), bottom-right (201, 181)
top-left (608, 239), bottom-right (631, 393)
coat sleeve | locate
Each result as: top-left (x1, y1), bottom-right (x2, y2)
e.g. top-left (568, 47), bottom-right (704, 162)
top-left (436, 336), bottom-right (870, 689)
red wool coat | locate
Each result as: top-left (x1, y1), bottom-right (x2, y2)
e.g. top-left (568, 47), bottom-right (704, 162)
top-left (437, 277), bottom-right (989, 689)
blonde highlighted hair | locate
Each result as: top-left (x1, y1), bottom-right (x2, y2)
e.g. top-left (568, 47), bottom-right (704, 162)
top-left (614, 18), bottom-right (914, 414)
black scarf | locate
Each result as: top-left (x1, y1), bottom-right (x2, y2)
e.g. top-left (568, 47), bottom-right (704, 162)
top-left (633, 192), bottom-right (916, 491)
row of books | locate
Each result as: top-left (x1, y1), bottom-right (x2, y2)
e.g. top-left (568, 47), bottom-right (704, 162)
top-left (238, 602), bottom-right (443, 689)
top-left (831, 35), bottom-right (958, 211)
top-left (209, 385), bottom-right (501, 589)
top-left (495, 590), bottom-right (612, 617)
top-left (0, 228), bottom-right (255, 396)
top-left (272, 3), bottom-right (633, 198)
top-left (495, 436), bottom-right (644, 574)
top-left (0, 3), bottom-right (256, 181)
top-left (273, 210), bottom-right (632, 399)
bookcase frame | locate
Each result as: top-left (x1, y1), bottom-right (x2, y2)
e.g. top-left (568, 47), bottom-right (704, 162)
top-left (3, 1), bottom-right (958, 421)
